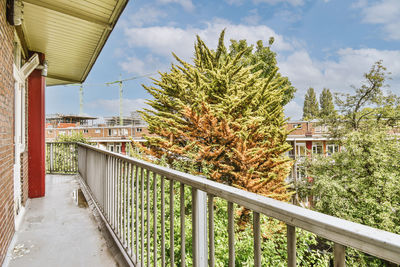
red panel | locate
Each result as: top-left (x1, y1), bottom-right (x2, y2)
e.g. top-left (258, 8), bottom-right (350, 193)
top-left (306, 141), bottom-right (312, 157)
top-left (28, 69), bottom-right (45, 198)
top-left (306, 141), bottom-right (312, 150)
top-left (121, 142), bottom-right (126, 155)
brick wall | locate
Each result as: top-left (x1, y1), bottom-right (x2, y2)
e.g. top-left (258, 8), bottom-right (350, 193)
top-left (0, 0), bottom-right (16, 264)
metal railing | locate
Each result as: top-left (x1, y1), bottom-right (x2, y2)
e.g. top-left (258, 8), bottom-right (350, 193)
top-left (46, 142), bottom-right (78, 174)
top-left (76, 143), bottom-right (400, 266)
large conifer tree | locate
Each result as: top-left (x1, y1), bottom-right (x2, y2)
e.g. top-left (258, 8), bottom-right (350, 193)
top-left (302, 87), bottom-right (319, 120)
top-left (229, 38), bottom-right (296, 106)
top-left (139, 30), bottom-right (293, 200)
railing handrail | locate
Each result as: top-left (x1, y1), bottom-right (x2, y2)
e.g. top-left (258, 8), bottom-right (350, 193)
top-left (46, 141), bottom-right (78, 144)
top-left (76, 142), bottom-right (400, 264)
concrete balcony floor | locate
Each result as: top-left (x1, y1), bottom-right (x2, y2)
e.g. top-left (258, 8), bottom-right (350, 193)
top-left (5, 175), bottom-right (119, 267)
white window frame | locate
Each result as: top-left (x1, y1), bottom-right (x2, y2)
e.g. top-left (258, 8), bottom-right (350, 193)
top-left (312, 142), bottom-right (323, 155)
top-left (115, 143), bottom-right (121, 153)
top-left (327, 144), bottom-right (339, 156)
top-left (107, 144), bottom-right (114, 152)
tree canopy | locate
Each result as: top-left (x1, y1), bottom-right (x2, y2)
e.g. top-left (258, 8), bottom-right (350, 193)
top-left (228, 38), bottom-right (296, 106)
top-left (332, 61), bottom-right (399, 134)
top-left (304, 61), bottom-right (400, 264)
top-left (139, 30), bottom-right (293, 200)
top-left (302, 87), bottom-right (319, 120)
top-left (319, 88), bottom-right (335, 119)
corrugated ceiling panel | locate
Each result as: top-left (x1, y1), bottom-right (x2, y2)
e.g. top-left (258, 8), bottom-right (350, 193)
top-left (21, 0), bottom-right (128, 86)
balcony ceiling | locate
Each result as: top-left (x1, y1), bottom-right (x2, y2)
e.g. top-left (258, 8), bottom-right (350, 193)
top-left (20, 0), bottom-right (128, 86)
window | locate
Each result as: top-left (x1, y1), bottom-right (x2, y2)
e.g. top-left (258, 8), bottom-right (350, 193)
top-left (108, 129), bottom-right (112, 136)
top-left (115, 143), bottom-right (121, 153)
top-left (327, 144), bottom-right (339, 156)
top-left (295, 143), bottom-right (306, 157)
top-left (293, 124), bottom-right (302, 129)
top-left (83, 129), bottom-right (88, 133)
top-left (113, 129), bottom-right (118, 136)
top-left (312, 143), bottom-right (323, 154)
top-left (95, 129), bottom-right (101, 134)
top-left (136, 128), bottom-right (142, 132)
top-left (121, 129), bottom-right (128, 135)
top-left (107, 144), bottom-right (114, 152)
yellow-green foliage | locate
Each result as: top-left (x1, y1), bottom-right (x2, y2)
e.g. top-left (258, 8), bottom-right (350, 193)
top-left (140, 30), bottom-right (293, 201)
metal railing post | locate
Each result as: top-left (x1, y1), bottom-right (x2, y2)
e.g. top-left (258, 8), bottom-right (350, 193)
top-left (334, 243), bottom-right (346, 267)
top-left (50, 143), bottom-right (54, 172)
top-left (192, 185), bottom-right (207, 267)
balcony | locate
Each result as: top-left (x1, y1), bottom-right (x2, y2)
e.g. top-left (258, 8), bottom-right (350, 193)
top-left (6, 142), bottom-right (400, 266)
top-left (5, 174), bottom-right (122, 267)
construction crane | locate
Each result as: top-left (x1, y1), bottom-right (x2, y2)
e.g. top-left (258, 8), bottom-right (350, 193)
top-left (65, 83), bottom-right (86, 115)
top-left (105, 73), bottom-right (156, 126)
top-left (66, 73), bottom-right (156, 122)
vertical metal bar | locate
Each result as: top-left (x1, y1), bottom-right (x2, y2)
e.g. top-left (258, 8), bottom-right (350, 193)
top-left (334, 243), bottom-right (346, 267)
top-left (131, 165), bottom-right (137, 262)
top-left (141, 168), bottom-right (145, 267)
top-left (147, 170), bottom-right (150, 266)
top-left (108, 155), bottom-right (111, 221)
top-left (126, 162), bottom-right (130, 248)
top-left (114, 157), bottom-right (118, 230)
top-left (180, 183), bottom-right (185, 267)
top-left (68, 144), bottom-right (71, 172)
top-left (253, 212), bottom-right (261, 267)
top-left (228, 202), bottom-right (235, 267)
top-left (124, 162), bottom-right (128, 246)
top-left (136, 166), bottom-right (139, 264)
top-left (192, 188), bottom-right (198, 267)
top-left (105, 155), bottom-right (109, 220)
top-left (113, 157), bottom-right (116, 230)
top-left (287, 224), bottom-right (296, 267)
top-left (161, 176), bottom-right (165, 267)
top-left (110, 157), bottom-right (114, 228)
top-left (153, 172), bottom-right (157, 267)
top-left (50, 143), bottom-right (53, 172)
top-left (125, 162), bottom-right (130, 249)
top-left (192, 187), bottom-right (207, 267)
top-left (208, 195), bottom-right (215, 267)
top-left (169, 179), bottom-right (174, 265)
top-left (119, 160), bottom-right (123, 239)
top-left (121, 161), bottom-right (125, 243)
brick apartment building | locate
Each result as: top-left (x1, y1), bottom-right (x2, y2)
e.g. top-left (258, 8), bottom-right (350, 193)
top-left (0, 0), bottom-right (128, 264)
top-left (45, 115), bottom-right (339, 171)
top-left (45, 113), bottom-right (150, 155)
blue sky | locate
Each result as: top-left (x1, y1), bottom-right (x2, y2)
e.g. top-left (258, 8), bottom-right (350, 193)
top-left (46, 0), bottom-right (400, 120)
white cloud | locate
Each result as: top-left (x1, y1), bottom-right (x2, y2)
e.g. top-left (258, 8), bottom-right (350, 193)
top-left (87, 98), bottom-right (150, 116)
top-left (225, 0), bottom-right (304, 6)
top-left (124, 19), bottom-right (293, 62)
top-left (280, 48), bottom-right (400, 94)
top-left (357, 0), bottom-right (400, 40)
top-left (128, 6), bottom-right (167, 27)
top-left (120, 54), bottom-right (167, 75)
top-left (279, 48), bottom-right (400, 119)
top-left (242, 9), bottom-right (262, 25)
top-left (253, 0), bottom-right (304, 6)
top-left (157, 0), bottom-right (194, 11)
top-left (284, 100), bottom-right (303, 120)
